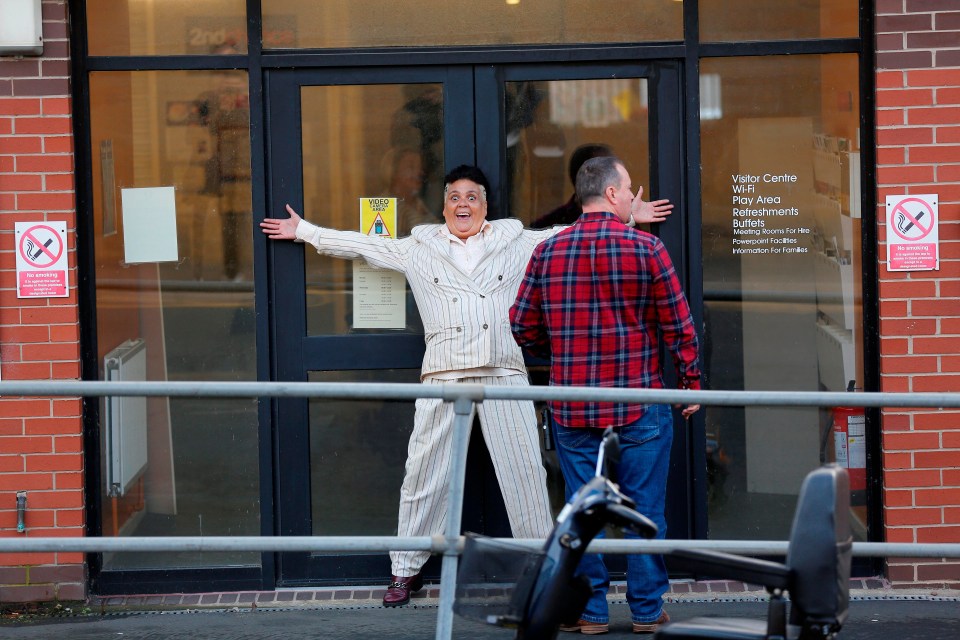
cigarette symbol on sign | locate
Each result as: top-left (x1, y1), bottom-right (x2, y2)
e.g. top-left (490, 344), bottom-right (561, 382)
top-left (18, 224), bottom-right (65, 269)
top-left (26, 238), bottom-right (54, 260)
top-left (896, 210), bottom-right (925, 234)
top-left (889, 197), bottom-right (935, 243)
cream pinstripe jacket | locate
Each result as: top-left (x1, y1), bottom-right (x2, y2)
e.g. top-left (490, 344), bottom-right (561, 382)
top-left (296, 218), bottom-right (562, 379)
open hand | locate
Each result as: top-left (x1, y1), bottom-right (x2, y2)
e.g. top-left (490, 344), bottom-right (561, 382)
top-left (681, 404), bottom-right (700, 419)
top-left (260, 204), bottom-right (302, 241)
top-left (631, 198), bottom-right (674, 225)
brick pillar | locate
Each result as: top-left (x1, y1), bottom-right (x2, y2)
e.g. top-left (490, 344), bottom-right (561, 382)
top-left (0, 1), bottom-right (86, 603)
top-left (875, 1), bottom-right (960, 588)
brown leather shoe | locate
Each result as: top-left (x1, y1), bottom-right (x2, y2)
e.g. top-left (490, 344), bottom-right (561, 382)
top-left (559, 618), bottom-right (609, 634)
top-left (382, 572), bottom-right (424, 607)
top-left (632, 611), bottom-right (670, 633)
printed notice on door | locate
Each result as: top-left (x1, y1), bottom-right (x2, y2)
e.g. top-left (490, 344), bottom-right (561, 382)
top-left (353, 197), bottom-right (406, 329)
top-left (730, 172), bottom-right (812, 256)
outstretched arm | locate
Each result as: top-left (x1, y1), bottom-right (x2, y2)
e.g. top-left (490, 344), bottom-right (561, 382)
top-left (260, 204), bottom-right (302, 240)
top-left (260, 203), bottom-right (410, 273)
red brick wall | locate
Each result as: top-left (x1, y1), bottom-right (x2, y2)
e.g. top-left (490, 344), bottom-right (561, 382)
top-left (0, 0), bottom-right (85, 602)
top-left (876, 0), bottom-right (960, 588)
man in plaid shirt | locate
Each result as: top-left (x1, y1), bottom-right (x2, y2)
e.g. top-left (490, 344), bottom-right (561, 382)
top-left (510, 156), bottom-right (701, 635)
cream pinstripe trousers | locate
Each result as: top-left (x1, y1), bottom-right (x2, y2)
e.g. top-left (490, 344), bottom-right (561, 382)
top-left (390, 373), bottom-right (554, 576)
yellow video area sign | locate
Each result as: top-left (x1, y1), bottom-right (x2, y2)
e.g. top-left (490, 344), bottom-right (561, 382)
top-left (353, 197), bottom-right (406, 329)
top-left (361, 197), bottom-right (397, 237)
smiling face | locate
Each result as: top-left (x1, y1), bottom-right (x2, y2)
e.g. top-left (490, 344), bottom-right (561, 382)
top-left (442, 178), bottom-right (488, 239)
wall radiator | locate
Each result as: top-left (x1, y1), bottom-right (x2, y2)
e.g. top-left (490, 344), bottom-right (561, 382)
top-left (104, 338), bottom-right (148, 497)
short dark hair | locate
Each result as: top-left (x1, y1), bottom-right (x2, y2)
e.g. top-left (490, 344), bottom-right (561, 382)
top-left (568, 143), bottom-right (613, 185)
top-left (575, 156), bottom-right (623, 206)
top-left (443, 165), bottom-right (490, 201)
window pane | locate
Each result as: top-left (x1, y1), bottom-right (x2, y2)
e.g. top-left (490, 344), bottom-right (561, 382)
top-left (86, 0), bottom-right (248, 56)
top-left (308, 370), bottom-right (419, 537)
top-left (301, 84), bottom-right (444, 336)
top-left (263, 1), bottom-right (682, 49)
top-left (90, 71), bottom-right (259, 569)
top-left (699, 55), bottom-right (865, 540)
top-left (504, 79), bottom-right (650, 227)
top-left (700, 0), bottom-right (858, 42)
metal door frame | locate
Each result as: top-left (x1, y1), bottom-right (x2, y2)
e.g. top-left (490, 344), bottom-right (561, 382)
top-left (263, 60), bottom-right (700, 586)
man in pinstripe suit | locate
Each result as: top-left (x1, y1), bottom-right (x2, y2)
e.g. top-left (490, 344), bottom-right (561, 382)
top-left (261, 164), bottom-right (672, 606)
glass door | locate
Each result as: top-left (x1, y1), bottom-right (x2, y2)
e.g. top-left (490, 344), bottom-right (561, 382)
top-left (265, 61), bottom-right (694, 586)
top-left (266, 67), bottom-right (472, 585)
top-left (475, 62), bottom-right (698, 579)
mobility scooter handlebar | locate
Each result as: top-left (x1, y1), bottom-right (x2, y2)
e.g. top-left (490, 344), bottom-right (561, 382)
top-left (456, 428), bottom-right (659, 640)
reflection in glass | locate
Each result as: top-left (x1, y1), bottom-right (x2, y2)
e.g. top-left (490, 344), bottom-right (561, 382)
top-left (264, 1), bottom-right (681, 49)
top-left (504, 79), bottom-right (650, 227)
top-left (699, 55), bottom-right (864, 541)
top-left (309, 370), bottom-right (419, 537)
top-left (699, 0), bottom-right (858, 42)
top-left (86, 0), bottom-right (248, 56)
top-left (301, 84), bottom-right (444, 336)
top-left (90, 71), bottom-right (259, 569)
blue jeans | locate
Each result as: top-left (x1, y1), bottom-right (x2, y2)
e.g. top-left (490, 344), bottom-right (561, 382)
top-left (552, 405), bottom-right (673, 625)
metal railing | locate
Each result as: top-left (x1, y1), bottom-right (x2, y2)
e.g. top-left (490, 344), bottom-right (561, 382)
top-left (3, 380), bottom-right (960, 640)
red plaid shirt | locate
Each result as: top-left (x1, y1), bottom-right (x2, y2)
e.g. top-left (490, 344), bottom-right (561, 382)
top-left (510, 211), bottom-right (701, 428)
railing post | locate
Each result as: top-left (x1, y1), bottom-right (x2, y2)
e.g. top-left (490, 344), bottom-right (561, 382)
top-left (435, 391), bottom-right (479, 640)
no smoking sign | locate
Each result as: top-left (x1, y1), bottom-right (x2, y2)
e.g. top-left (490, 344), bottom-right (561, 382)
top-left (886, 194), bottom-right (939, 272)
top-left (15, 221), bottom-right (69, 298)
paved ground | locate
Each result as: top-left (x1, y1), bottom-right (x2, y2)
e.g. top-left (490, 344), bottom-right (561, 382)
top-left (3, 593), bottom-right (959, 639)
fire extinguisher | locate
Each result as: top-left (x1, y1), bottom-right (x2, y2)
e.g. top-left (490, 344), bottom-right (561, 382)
top-left (833, 381), bottom-right (866, 505)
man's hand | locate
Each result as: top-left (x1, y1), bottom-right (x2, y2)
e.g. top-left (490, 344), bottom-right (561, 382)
top-left (681, 404), bottom-right (700, 419)
top-left (260, 204), bottom-right (302, 241)
top-left (631, 198), bottom-right (674, 225)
